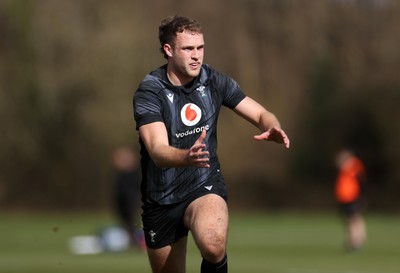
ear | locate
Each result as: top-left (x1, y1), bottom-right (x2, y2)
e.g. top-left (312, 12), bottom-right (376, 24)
top-left (164, 44), bottom-right (173, 58)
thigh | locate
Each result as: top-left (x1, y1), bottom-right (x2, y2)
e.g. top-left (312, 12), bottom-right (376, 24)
top-left (147, 236), bottom-right (187, 273)
top-left (142, 202), bottom-right (189, 249)
top-left (184, 194), bottom-right (229, 255)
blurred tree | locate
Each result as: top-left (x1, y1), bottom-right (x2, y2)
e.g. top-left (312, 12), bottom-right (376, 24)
top-left (0, 0), bottom-right (399, 211)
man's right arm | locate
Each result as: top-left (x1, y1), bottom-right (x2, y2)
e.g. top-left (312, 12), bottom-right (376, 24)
top-left (139, 122), bottom-right (210, 168)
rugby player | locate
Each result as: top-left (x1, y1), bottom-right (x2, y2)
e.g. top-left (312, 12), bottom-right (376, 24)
top-left (133, 15), bottom-right (290, 273)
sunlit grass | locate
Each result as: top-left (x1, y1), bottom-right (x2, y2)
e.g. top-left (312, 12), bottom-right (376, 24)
top-left (0, 211), bottom-right (399, 273)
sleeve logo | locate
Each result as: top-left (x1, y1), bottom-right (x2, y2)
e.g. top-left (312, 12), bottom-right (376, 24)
top-left (181, 103), bottom-right (202, 126)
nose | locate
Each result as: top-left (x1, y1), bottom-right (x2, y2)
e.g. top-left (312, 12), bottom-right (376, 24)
top-left (192, 49), bottom-right (199, 59)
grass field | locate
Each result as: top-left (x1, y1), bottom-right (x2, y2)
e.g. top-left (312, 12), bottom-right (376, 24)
top-left (0, 211), bottom-right (399, 273)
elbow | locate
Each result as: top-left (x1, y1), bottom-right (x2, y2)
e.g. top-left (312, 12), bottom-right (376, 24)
top-left (152, 158), bottom-right (166, 168)
top-left (146, 144), bottom-right (168, 168)
top-left (149, 153), bottom-right (164, 168)
top-left (150, 152), bottom-right (173, 168)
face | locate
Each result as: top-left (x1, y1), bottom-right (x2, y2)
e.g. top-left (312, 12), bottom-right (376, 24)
top-left (164, 30), bottom-right (204, 85)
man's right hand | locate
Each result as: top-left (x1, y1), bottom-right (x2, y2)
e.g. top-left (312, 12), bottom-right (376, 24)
top-left (188, 130), bottom-right (210, 168)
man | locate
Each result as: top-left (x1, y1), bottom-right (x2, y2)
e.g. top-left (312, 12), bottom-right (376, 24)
top-left (111, 147), bottom-right (145, 251)
top-left (133, 15), bottom-right (290, 273)
top-left (334, 149), bottom-right (367, 251)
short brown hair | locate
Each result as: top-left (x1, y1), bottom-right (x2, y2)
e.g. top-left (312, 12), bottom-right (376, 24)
top-left (158, 15), bottom-right (202, 59)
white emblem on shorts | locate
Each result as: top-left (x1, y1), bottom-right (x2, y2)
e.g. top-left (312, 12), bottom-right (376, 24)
top-left (149, 230), bottom-right (156, 243)
top-left (204, 185), bottom-right (213, 191)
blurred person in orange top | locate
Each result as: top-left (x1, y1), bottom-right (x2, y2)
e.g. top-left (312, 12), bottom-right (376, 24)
top-left (334, 149), bottom-right (367, 251)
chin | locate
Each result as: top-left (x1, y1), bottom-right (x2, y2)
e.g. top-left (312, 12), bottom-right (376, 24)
top-left (189, 69), bottom-right (201, 78)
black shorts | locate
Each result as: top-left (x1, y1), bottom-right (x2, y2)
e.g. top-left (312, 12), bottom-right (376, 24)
top-left (141, 179), bottom-right (227, 249)
top-left (338, 197), bottom-right (365, 216)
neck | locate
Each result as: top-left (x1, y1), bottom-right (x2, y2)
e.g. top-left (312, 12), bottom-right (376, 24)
top-left (166, 65), bottom-right (193, 86)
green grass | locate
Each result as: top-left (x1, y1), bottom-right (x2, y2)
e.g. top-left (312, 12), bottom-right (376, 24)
top-left (0, 211), bottom-right (399, 273)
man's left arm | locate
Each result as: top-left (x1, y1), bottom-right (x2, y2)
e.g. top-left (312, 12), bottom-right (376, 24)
top-left (233, 96), bottom-right (290, 148)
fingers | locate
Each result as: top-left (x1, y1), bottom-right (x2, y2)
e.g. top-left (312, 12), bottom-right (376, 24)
top-left (189, 147), bottom-right (209, 160)
top-left (283, 137), bottom-right (290, 148)
top-left (274, 128), bottom-right (290, 148)
top-left (195, 129), bottom-right (207, 144)
top-left (193, 156), bottom-right (210, 168)
top-left (253, 127), bottom-right (290, 148)
top-left (189, 130), bottom-right (210, 168)
top-left (190, 151), bottom-right (210, 168)
top-left (282, 133), bottom-right (290, 148)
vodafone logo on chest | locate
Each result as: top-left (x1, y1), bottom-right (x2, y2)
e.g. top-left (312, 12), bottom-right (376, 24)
top-left (181, 103), bottom-right (202, 126)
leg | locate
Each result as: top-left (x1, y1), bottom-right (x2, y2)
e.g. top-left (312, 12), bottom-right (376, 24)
top-left (347, 213), bottom-right (366, 250)
top-left (184, 194), bottom-right (229, 264)
top-left (147, 236), bottom-right (188, 273)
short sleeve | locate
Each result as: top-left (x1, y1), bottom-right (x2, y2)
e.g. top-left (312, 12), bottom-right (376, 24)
top-left (222, 78), bottom-right (246, 109)
top-left (133, 85), bottom-right (163, 130)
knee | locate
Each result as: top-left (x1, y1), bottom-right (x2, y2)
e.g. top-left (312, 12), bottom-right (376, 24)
top-left (201, 233), bottom-right (227, 263)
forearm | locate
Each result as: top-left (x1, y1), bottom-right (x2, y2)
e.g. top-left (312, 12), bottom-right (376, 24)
top-left (149, 144), bottom-right (190, 168)
top-left (139, 122), bottom-right (209, 168)
top-left (234, 97), bottom-right (289, 147)
top-left (258, 110), bottom-right (281, 132)
top-left (139, 122), bottom-right (190, 168)
top-left (234, 96), bottom-right (282, 132)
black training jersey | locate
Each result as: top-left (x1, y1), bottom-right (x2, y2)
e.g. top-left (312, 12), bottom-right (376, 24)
top-left (133, 64), bottom-right (246, 205)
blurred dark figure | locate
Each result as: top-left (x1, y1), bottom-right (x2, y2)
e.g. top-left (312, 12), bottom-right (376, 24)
top-left (112, 146), bottom-right (145, 251)
top-left (334, 149), bottom-right (367, 252)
